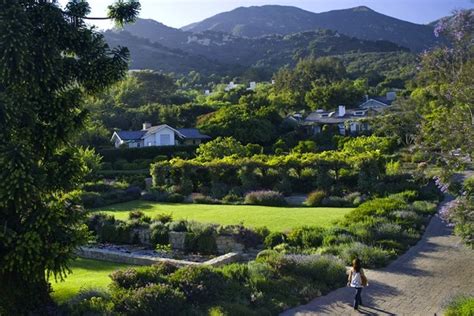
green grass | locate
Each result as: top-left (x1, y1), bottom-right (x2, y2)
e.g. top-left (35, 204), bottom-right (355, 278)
top-left (51, 258), bottom-right (132, 303)
top-left (93, 200), bottom-right (352, 231)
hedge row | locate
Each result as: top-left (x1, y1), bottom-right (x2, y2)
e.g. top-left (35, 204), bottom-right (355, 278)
top-left (99, 145), bottom-right (198, 163)
top-left (151, 151), bottom-right (386, 197)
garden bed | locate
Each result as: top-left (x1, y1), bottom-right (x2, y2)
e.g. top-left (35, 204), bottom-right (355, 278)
top-left (77, 245), bottom-right (242, 267)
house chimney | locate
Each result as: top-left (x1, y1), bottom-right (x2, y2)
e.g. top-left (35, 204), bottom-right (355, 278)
top-left (338, 105), bottom-right (346, 117)
top-left (386, 91), bottom-right (396, 101)
top-left (142, 122), bottom-right (152, 130)
top-left (365, 94), bottom-right (369, 102)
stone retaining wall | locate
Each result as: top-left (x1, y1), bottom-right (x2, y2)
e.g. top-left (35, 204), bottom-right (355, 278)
top-left (77, 247), bottom-right (240, 267)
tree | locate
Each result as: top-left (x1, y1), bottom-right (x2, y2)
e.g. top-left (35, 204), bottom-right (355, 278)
top-left (370, 99), bottom-right (421, 146)
top-left (0, 1), bottom-right (140, 313)
top-left (273, 56), bottom-right (348, 107)
top-left (305, 79), bottom-right (366, 110)
top-left (413, 10), bottom-right (474, 168)
top-left (196, 137), bottom-right (248, 161)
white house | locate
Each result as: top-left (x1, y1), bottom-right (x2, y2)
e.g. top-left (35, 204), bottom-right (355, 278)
top-left (225, 81), bottom-right (238, 91)
top-left (247, 81), bottom-right (257, 91)
top-left (111, 123), bottom-right (211, 149)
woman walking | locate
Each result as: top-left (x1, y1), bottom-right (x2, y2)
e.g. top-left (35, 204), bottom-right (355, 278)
top-left (347, 258), bottom-right (368, 310)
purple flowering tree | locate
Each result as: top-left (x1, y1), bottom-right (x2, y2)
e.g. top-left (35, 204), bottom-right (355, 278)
top-left (412, 10), bottom-right (473, 169)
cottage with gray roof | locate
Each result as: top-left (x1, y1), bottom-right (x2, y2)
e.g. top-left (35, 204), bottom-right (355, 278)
top-left (302, 91), bottom-right (396, 136)
top-left (111, 123), bottom-right (211, 149)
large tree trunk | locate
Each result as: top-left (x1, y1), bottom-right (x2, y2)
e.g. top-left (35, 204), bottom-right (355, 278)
top-left (0, 270), bottom-right (54, 315)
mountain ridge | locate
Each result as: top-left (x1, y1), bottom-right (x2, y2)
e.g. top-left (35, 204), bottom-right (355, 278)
top-left (181, 5), bottom-right (441, 52)
top-left (116, 18), bottom-right (407, 71)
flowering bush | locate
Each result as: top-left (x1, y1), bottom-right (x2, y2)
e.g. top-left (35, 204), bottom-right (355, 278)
top-left (438, 176), bottom-right (474, 246)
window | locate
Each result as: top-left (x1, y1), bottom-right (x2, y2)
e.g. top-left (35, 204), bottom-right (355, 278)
top-left (160, 134), bottom-right (171, 146)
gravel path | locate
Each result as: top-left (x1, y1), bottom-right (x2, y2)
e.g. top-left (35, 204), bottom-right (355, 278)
top-left (282, 199), bottom-right (474, 316)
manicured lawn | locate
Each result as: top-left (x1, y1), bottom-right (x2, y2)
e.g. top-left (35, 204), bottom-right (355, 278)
top-left (52, 258), bottom-right (132, 303)
top-left (93, 200), bottom-right (352, 231)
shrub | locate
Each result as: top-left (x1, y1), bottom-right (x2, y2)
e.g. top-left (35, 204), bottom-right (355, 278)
top-left (218, 225), bottom-right (265, 248)
top-left (244, 190), bottom-right (287, 206)
top-left (186, 231), bottom-right (217, 255)
top-left (375, 240), bottom-right (407, 252)
top-left (222, 193), bottom-right (243, 204)
top-left (325, 242), bottom-right (394, 268)
top-left (255, 249), bottom-right (282, 263)
top-left (125, 186), bottom-right (142, 200)
top-left (113, 283), bottom-right (186, 316)
top-left (344, 192), bottom-right (364, 206)
top-left (167, 193), bottom-right (185, 203)
top-left (322, 233), bottom-right (353, 247)
top-left (63, 289), bottom-right (112, 316)
top-left (390, 190), bottom-right (419, 202)
top-left (193, 193), bottom-right (220, 204)
top-left (321, 196), bottom-right (353, 207)
top-left (150, 222), bottom-right (169, 246)
top-left (208, 303), bottom-right (261, 316)
top-left (110, 263), bottom-right (177, 290)
top-left (444, 296), bottom-right (474, 316)
top-left (168, 220), bottom-right (188, 232)
top-left (344, 197), bottom-right (408, 223)
top-left (373, 222), bottom-right (403, 242)
top-left (83, 181), bottom-right (112, 193)
top-left (417, 181), bottom-right (442, 201)
top-left (264, 232), bottom-right (287, 249)
top-left (305, 190), bottom-right (326, 207)
top-left (81, 192), bottom-right (106, 208)
top-left (410, 200), bottom-right (437, 215)
top-left (287, 226), bottom-right (326, 248)
top-left (154, 213), bottom-right (173, 224)
top-left (128, 211), bottom-right (145, 221)
top-left (141, 188), bottom-right (169, 202)
top-left (279, 254), bottom-right (346, 288)
top-left (169, 266), bottom-right (227, 304)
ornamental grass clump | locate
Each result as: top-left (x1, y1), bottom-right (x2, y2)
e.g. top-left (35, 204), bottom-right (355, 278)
top-left (305, 190), bottom-right (326, 206)
top-left (244, 190), bottom-right (287, 206)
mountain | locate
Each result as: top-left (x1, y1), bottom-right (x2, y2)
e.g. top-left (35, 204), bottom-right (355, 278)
top-left (116, 18), bottom-right (407, 71)
top-left (182, 5), bottom-right (441, 52)
top-left (103, 30), bottom-right (225, 74)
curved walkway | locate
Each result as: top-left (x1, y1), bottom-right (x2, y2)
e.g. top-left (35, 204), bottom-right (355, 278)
top-left (282, 200), bottom-right (474, 316)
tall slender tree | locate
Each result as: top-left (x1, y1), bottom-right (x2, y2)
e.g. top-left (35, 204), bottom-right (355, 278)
top-left (0, 0), bottom-right (140, 313)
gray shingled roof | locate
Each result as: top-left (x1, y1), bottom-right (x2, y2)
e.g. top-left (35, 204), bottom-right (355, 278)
top-left (304, 109), bottom-right (369, 124)
top-left (116, 130), bottom-right (146, 141)
top-left (115, 126), bottom-right (210, 141)
top-left (177, 128), bottom-right (211, 139)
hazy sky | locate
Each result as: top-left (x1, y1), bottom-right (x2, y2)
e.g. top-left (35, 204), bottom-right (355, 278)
top-left (58, 0), bottom-right (474, 30)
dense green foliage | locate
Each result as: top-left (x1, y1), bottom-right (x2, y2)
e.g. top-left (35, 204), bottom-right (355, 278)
top-left (267, 190), bottom-right (440, 268)
top-left (444, 296), bottom-right (474, 316)
top-left (62, 255), bottom-right (346, 315)
top-left (151, 136), bottom-right (392, 197)
top-left (0, 1), bottom-right (139, 313)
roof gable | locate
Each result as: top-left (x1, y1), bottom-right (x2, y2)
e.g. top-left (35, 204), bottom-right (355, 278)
top-left (143, 124), bottom-right (183, 138)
